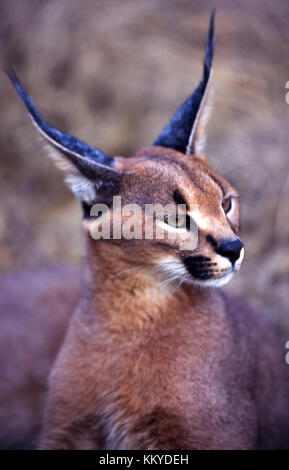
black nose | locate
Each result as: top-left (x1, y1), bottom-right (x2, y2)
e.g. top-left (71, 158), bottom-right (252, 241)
top-left (216, 238), bottom-right (243, 265)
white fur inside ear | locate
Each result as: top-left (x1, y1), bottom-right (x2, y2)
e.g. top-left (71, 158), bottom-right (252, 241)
top-left (186, 81), bottom-right (214, 156)
top-left (65, 175), bottom-right (96, 203)
top-left (42, 142), bottom-right (96, 202)
top-left (194, 92), bottom-right (213, 154)
top-left (42, 142), bottom-right (79, 175)
top-left (194, 134), bottom-right (207, 154)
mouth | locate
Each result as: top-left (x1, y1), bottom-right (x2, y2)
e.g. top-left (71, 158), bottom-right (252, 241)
top-left (183, 255), bottom-right (234, 287)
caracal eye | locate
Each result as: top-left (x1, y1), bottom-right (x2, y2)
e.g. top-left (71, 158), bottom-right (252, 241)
top-left (221, 197), bottom-right (233, 214)
top-left (164, 213), bottom-right (186, 228)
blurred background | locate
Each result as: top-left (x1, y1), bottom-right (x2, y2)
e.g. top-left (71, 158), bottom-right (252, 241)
top-left (0, 0), bottom-right (289, 335)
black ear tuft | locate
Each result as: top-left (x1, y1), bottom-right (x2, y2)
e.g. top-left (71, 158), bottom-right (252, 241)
top-left (6, 68), bottom-right (125, 211)
top-left (6, 68), bottom-right (114, 168)
top-left (154, 10), bottom-right (215, 155)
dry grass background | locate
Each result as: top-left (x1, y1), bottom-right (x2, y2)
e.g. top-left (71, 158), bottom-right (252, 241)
top-left (0, 0), bottom-right (289, 335)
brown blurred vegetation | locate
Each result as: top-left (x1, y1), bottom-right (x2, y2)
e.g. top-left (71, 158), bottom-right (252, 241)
top-left (0, 0), bottom-right (289, 334)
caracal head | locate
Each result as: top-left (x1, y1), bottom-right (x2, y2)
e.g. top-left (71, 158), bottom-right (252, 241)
top-left (7, 11), bottom-right (244, 288)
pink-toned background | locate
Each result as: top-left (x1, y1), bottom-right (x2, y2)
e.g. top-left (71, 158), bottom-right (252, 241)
top-left (1, 0), bottom-right (289, 334)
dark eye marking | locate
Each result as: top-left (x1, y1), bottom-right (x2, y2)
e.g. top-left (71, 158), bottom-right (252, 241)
top-left (173, 189), bottom-right (187, 207)
top-left (172, 189), bottom-right (193, 231)
top-left (185, 215), bottom-right (193, 231)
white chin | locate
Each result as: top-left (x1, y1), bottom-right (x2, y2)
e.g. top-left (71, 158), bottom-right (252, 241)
top-left (197, 271), bottom-right (234, 287)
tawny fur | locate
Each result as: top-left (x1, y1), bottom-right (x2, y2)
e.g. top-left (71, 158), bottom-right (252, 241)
top-left (33, 148), bottom-right (289, 450)
top-left (3, 13), bottom-right (289, 449)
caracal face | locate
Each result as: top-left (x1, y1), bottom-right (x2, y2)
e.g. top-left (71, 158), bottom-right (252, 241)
top-left (87, 145), bottom-right (244, 288)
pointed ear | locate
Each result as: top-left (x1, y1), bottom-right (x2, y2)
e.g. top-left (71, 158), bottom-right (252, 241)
top-left (154, 10), bottom-right (215, 156)
top-left (6, 69), bottom-right (124, 210)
